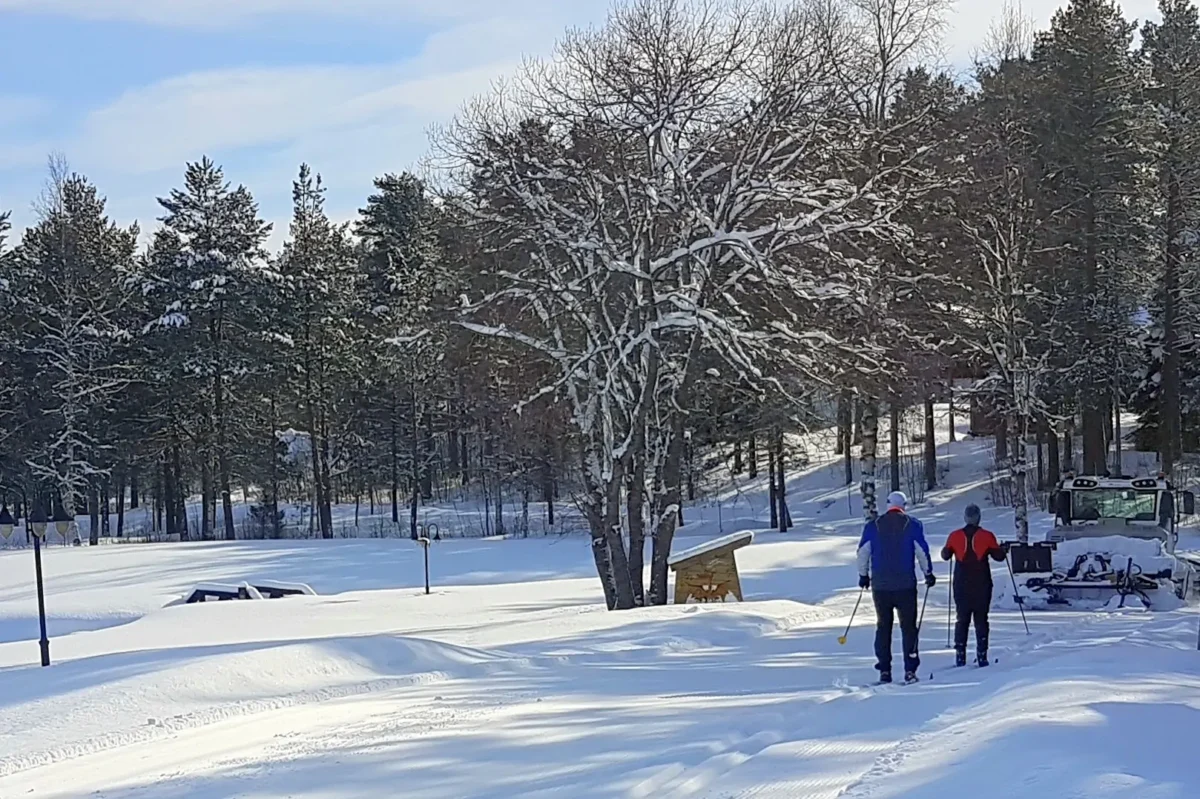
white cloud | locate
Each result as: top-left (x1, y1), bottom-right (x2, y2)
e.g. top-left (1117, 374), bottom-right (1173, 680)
top-left (0, 0), bottom-right (1168, 244)
top-left (0, 0), bottom-right (549, 28)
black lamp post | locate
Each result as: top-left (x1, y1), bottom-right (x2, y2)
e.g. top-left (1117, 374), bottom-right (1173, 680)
top-left (27, 498), bottom-right (51, 667)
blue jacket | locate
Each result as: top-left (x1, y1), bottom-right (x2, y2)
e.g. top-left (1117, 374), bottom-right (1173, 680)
top-left (857, 509), bottom-right (933, 592)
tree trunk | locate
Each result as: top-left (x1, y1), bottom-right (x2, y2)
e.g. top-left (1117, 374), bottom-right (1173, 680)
top-left (835, 392), bottom-right (847, 456)
top-left (1163, 160), bottom-right (1183, 476)
top-left (588, 491), bottom-right (620, 611)
top-left (842, 392), bottom-right (854, 486)
top-left (420, 409), bottom-right (434, 501)
top-left (318, 412), bottom-right (334, 538)
top-left (100, 478), bottom-right (111, 538)
top-left (768, 446), bottom-right (778, 529)
top-left (200, 458), bottom-right (213, 541)
top-left (447, 408), bottom-right (461, 484)
top-left (460, 432), bottom-right (470, 485)
top-left (129, 465), bottom-right (139, 510)
top-left (860, 401), bottom-right (879, 520)
top-left (747, 434), bottom-right (758, 479)
top-left (116, 470), bottom-right (126, 538)
top-left (947, 388), bottom-right (957, 442)
top-left (1112, 391), bottom-right (1123, 475)
top-left (171, 438), bottom-right (188, 541)
top-left (733, 440), bottom-right (744, 474)
top-left (775, 430), bottom-right (789, 532)
top-left (390, 390), bottom-right (400, 525)
top-left (308, 426), bottom-right (325, 537)
top-left (924, 397), bottom-right (936, 490)
top-left (598, 460), bottom-right (635, 610)
top-left (88, 482), bottom-right (100, 546)
top-left (627, 455), bottom-right (646, 606)
top-left (1081, 403), bottom-right (1107, 475)
top-left (159, 457), bottom-right (170, 536)
top-left (649, 424), bottom-right (686, 606)
top-left (1064, 427), bottom-right (1074, 475)
top-left (1036, 426), bottom-right (1046, 490)
top-left (996, 417), bottom-right (1009, 466)
top-left (889, 402), bottom-right (901, 493)
top-left (1012, 415), bottom-right (1030, 544)
top-left (410, 479), bottom-right (420, 541)
top-left (1048, 425), bottom-right (1062, 486)
top-left (542, 448), bottom-right (556, 529)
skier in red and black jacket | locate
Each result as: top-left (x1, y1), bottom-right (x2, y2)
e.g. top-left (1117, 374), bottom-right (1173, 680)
top-left (940, 504), bottom-right (1006, 667)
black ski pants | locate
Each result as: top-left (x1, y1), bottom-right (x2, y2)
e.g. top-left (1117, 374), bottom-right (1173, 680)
top-left (954, 583), bottom-right (991, 655)
top-left (873, 587), bottom-right (919, 674)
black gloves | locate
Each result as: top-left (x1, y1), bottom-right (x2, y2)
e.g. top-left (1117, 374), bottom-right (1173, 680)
top-left (859, 574), bottom-right (870, 589)
top-left (925, 572), bottom-right (937, 588)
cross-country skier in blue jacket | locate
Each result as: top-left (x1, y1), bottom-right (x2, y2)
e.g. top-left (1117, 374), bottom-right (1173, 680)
top-left (856, 491), bottom-right (935, 684)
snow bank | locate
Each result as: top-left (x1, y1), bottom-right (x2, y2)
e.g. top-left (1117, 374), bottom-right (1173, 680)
top-left (995, 535), bottom-right (1186, 611)
top-left (1052, 535), bottom-right (1171, 569)
top-left (0, 628), bottom-right (531, 779)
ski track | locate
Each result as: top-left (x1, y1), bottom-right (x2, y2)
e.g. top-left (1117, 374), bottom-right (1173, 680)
top-left (638, 605), bottom-right (1145, 799)
top-left (0, 584), bottom-right (1173, 795)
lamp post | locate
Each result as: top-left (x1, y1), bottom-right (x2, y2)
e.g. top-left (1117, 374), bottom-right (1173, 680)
top-left (27, 499), bottom-right (51, 667)
top-left (0, 505), bottom-right (14, 543)
top-left (51, 494), bottom-right (77, 546)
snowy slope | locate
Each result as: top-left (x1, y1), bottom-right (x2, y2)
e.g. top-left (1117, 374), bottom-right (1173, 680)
top-left (0, 431), bottom-right (1197, 798)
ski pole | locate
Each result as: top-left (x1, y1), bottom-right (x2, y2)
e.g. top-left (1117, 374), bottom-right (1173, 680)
top-left (1005, 553), bottom-right (1031, 635)
top-left (838, 587), bottom-right (864, 645)
top-left (947, 559), bottom-right (954, 648)
top-left (917, 581), bottom-right (931, 633)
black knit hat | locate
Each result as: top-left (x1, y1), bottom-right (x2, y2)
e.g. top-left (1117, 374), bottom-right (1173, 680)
top-left (965, 504), bottom-right (982, 525)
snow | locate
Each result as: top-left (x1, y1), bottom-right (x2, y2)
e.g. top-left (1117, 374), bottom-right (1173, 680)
top-left (667, 530), bottom-right (754, 565)
top-left (0, 422), bottom-right (1197, 797)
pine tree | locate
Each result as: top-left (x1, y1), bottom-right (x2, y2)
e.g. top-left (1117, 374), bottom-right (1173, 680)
top-left (143, 158), bottom-right (272, 541)
top-left (1028, 0), bottom-right (1152, 474)
top-left (1140, 0), bottom-right (1200, 474)
top-left (4, 166), bottom-right (138, 534)
top-left (356, 172), bottom-right (451, 538)
top-left (277, 164), bottom-right (359, 539)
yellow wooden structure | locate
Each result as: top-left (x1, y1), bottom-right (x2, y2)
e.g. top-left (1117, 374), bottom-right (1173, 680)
top-left (668, 531), bottom-right (754, 604)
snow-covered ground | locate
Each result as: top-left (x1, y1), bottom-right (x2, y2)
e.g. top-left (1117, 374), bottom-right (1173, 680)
top-left (1, 430), bottom-right (1198, 797)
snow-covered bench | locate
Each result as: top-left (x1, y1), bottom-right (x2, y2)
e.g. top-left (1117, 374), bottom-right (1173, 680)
top-left (178, 580), bottom-right (317, 604)
top-left (250, 580), bottom-right (317, 599)
top-left (667, 531), bottom-right (754, 604)
top-left (182, 582), bottom-right (264, 604)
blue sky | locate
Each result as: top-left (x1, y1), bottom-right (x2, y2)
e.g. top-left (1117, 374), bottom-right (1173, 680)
top-left (0, 0), bottom-right (1160, 248)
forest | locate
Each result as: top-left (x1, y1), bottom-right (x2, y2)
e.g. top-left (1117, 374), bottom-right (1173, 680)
top-left (2, 0), bottom-right (1200, 609)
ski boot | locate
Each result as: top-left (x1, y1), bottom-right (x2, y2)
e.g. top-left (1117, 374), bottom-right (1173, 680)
top-left (954, 647), bottom-right (967, 668)
top-left (878, 670), bottom-right (892, 685)
top-left (976, 652), bottom-right (989, 668)
top-left (904, 670), bottom-right (920, 684)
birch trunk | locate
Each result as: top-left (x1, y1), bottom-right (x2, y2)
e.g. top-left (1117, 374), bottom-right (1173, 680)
top-left (860, 401), bottom-right (879, 521)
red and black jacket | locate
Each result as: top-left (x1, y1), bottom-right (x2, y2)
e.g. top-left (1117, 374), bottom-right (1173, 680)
top-left (940, 524), bottom-right (1005, 591)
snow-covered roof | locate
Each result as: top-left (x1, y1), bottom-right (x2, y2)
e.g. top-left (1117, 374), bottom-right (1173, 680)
top-left (668, 531), bottom-right (754, 566)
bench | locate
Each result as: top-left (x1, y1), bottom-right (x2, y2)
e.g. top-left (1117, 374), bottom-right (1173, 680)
top-left (250, 580), bottom-right (317, 599)
top-left (181, 580), bottom-right (317, 604)
top-left (184, 582), bottom-right (264, 603)
top-left (667, 531), bottom-right (754, 604)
